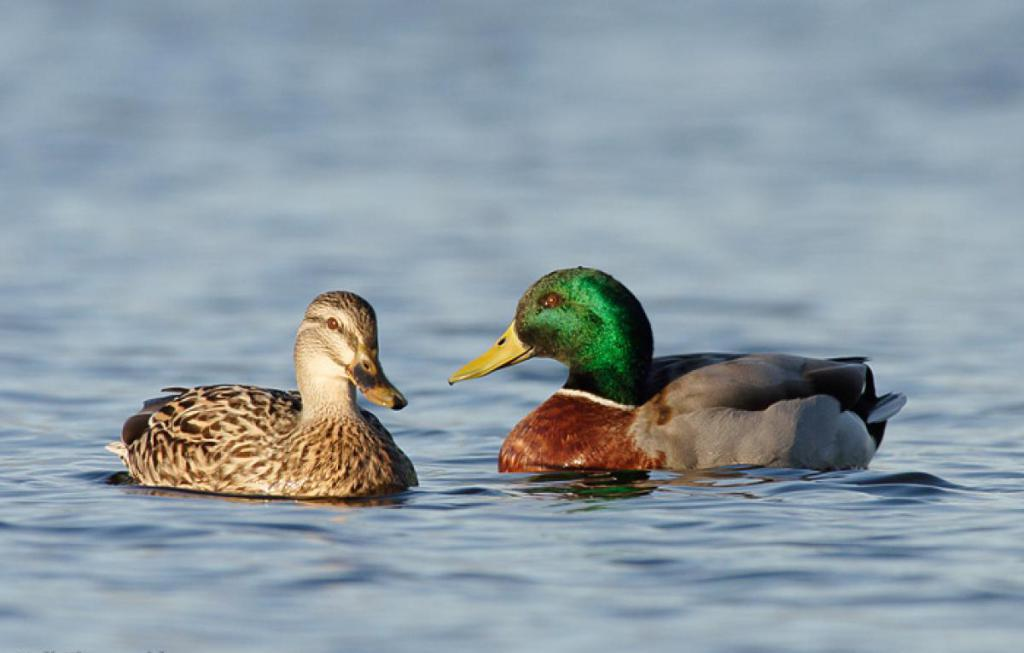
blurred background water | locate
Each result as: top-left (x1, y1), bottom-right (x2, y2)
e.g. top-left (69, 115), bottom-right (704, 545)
top-left (2, 1), bottom-right (1023, 651)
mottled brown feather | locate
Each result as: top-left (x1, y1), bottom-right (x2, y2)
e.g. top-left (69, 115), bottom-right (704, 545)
top-left (117, 384), bottom-right (416, 497)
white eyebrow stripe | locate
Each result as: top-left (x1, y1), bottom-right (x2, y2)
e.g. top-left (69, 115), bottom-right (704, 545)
top-left (330, 313), bottom-right (361, 339)
top-left (300, 313), bottom-right (369, 356)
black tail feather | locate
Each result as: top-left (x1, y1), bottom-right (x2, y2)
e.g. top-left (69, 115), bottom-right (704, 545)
top-left (844, 365), bottom-right (906, 449)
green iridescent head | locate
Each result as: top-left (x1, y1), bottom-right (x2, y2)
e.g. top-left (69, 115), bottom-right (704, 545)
top-left (449, 267), bottom-right (654, 405)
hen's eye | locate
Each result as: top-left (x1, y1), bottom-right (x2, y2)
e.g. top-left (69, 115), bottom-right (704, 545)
top-left (326, 317), bottom-right (339, 330)
top-left (540, 292), bottom-right (563, 309)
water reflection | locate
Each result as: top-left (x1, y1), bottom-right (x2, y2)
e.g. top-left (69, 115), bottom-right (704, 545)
top-left (106, 473), bottom-right (410, 509)
top-left (518, 470), bottom-right (657, 500)
top-left (514, 466), bottom-right (784, 502)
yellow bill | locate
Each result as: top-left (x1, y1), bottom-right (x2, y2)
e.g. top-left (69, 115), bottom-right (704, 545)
top-left (448, 322), bottom-right (534, 384)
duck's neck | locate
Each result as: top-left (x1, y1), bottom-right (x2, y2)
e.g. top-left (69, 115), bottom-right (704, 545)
top-left (562, 322), bottom-right (651, 408)
top-left (295, 350), bottom-right (359, 422)
top-left (564, 358), bottom-right (648, 407)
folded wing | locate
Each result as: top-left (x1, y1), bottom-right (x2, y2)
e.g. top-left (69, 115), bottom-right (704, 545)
top-left (648, 353), bottom-right (868, 413)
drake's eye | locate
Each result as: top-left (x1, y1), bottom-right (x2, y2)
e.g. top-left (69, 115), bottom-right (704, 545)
top-left (326, 317), bottom-right (339, 330)
top-left (540, 292), bottom-right (563, 309)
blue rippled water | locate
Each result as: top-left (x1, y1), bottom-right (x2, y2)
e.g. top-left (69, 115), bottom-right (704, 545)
top-left (2, 2), bottom-right (1023, 652)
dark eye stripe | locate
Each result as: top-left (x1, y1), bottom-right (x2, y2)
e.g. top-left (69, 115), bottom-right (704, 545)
top-left (352, 363), bottom-right (376, 388)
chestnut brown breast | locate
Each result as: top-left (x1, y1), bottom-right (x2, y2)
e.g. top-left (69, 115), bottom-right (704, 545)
top-left (498, 392), bottom-right (665, 472)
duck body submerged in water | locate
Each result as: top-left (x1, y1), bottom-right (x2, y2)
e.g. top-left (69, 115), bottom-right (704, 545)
top-left (108, 291), bottom-right (417, 497)
top-left (450, 268), bottom-right (906, 473)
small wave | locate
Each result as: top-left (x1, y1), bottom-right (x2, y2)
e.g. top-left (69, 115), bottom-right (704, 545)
top-left (848, 471), bottom-right (961, 488)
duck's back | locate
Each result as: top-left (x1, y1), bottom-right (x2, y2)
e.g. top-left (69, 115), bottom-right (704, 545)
top-left (115, 385), bottom-right (302, 493)
top-left (644, 353), bottom-right (869, 413)
top-left (643, 353), bottom-right (745, 401)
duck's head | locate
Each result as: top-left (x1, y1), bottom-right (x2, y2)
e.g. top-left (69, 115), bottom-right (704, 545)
top-left (296, 291), bottom-right (406, 410)
top-left (449, 267), bottom-right (653, 406)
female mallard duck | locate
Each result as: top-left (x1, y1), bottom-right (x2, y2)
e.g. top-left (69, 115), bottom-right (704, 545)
top-left (449, 267), bottom-right (906, 472)
top-left (107, 291), bottom-right (417, 497)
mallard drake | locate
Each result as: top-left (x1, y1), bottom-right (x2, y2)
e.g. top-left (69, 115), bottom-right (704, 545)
top-left (107, 291), bottom-right (417, 497)
top-left (449, 267), bottom-right (906, 472)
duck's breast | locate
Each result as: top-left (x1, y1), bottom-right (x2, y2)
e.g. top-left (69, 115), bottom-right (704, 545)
top-left (498, 390), bottom-right (665, 472)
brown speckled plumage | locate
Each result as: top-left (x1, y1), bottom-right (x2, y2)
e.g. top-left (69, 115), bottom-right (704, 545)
top-left (108, 291), bottom-right (417, 498)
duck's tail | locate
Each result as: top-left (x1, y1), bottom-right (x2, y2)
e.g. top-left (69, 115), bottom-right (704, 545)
top-left (868, 392), bottom-right (907, 425)
top-left (832, 361), bottom-right (906, 449)
top-left (105, 441), bottom-right (129, 466)
top-left (864, 392), bottom-right (906, 450)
